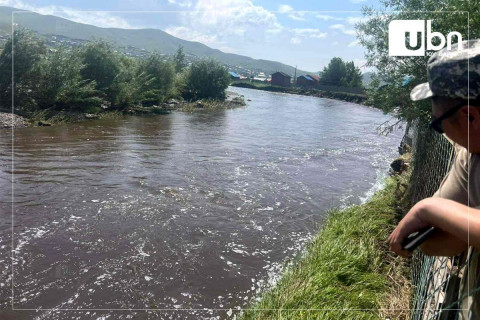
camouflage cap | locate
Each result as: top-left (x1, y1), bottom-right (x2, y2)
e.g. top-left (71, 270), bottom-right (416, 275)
top-left (410, 40), bottom-right (480, 101)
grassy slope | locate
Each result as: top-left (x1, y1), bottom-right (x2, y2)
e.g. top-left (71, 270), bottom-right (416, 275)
top-left (241, 175), bottom-right (410, 320)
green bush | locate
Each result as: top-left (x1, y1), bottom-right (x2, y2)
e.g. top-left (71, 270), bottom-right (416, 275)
top-left (0, 29), bottom-right (46, 114)
top-left (33, 47), bottom-right (102, 112)
top-left (184, 58), bottom-right (230, 100)
top-left (141, 52), bottom-right (176, 104)
top-left (111, 56), bottom-right (157, 109)
top-left (319, 57), bottom-right (363, 88)
top-left (80, 41), bottom-right (120, 104)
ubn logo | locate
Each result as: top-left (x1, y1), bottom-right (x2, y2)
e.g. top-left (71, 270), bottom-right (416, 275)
top-left (388, 20), bottom-right (462, 56)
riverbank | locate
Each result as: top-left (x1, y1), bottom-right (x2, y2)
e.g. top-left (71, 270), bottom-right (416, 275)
top-left (231, 82), bottom-right (367, 105)
top-left (240, 167), bottom-right (411, 320)
top-left (0, 91), bottom-right (246, 128)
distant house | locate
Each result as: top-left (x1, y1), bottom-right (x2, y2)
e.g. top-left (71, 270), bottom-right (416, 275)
top-left (297, 75), bottom-right (313, 87)
top-left (229, 71), bottom-right (241, 80)
top-left (271, 72), bottom-right (291, 87)
top-left (308, 74), bottom-right (320, 84)
top-left (297, 74), bottom-right (319, 88)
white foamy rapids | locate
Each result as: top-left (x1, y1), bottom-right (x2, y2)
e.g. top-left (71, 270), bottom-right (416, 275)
top-left (359, 168), bottom-right (389, 204)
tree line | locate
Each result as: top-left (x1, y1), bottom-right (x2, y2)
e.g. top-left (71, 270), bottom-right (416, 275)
top-left (0, 29), bottom-right (230, 116)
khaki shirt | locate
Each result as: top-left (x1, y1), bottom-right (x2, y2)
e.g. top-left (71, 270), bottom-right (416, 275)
top-left (434, 145), bottom-right (480, 207)
top-left (434, 145), bottom-right (480, 319)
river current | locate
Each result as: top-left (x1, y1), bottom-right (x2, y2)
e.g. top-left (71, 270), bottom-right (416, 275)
top-left (0, 87), bottom-right (402, 319)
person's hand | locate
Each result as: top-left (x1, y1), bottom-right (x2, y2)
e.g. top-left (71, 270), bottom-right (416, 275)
top-left (388, 201), bottom-right (429, 257)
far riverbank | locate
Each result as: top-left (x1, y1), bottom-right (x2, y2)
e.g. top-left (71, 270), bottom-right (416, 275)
top-left (231, 82), bottom-right (367, 105)
top-left (0, 91), bottom-right (245, 129)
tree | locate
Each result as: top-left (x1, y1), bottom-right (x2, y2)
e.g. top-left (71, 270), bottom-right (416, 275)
top-left (141, 52), bottom-right (176, 104)
top-left (33, 47), bottom-right (101, 111)
top-left (80, 41), bottom-right (120, 105)
top-left (319, 57), bottom-right (363, 88)
top-left (111, 56), bottom-right (157, 109)
top-left (173, 46), bottom-right (187, 73)
top-left (320, 57), bottom-right (346, 86)
top-left (356, 0), bottom-right (479, 122)
top-left (171, 69), bottom-right (188, 99)
top-left (344, 61), bottom-right (363, 88)
top-left (0, 29), bottom-right (46, 114)
top-left (184, 59), bottom-right (230, 100)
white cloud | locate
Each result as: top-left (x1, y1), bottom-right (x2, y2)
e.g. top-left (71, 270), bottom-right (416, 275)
top-left (165, 26), bottom-right (218, 44)
top-left (329, 23), bottom-right (357, 36)
top-left (167, 0), bottom-right (192, 7)
top-left (0, 0), bottom-right (135, 29)
top-left (332, 41), bottom-right (339, 46)
top-left (329, 24), bottom-right (345, 29)
top-left (287, 13), bottom-right (306, 21)
top-left (348, 40), bottom-right (360, 47)
top-left (316, 14), bottom-right (340, 21)
top-left (343, 29), bottom-right (357, 36)
top-left (278, 4), bottom-right (293, 14)
top-left (164, 1), bottom-right (331, 52)
top-left (277, 4), bottom-right (305, 21)
top-left (346, 16), bottom-right (368, 25)
top-left (165, 0), bottom-right (282, 47)
top-left (291, 28), bottom-right (327, 39)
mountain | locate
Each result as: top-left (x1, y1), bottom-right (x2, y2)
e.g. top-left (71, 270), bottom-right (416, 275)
top-left (0, 6), bottom-right (311, 76)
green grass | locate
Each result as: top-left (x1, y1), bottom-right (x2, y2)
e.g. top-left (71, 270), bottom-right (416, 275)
top-left (240, 176), bottom-right (411, 320)
top-left (97, 110), bottom-right (124, 120)
top-left (27, 109), bottom-right (86, 124)
top-left (27, 109), bottom-right (124, 124)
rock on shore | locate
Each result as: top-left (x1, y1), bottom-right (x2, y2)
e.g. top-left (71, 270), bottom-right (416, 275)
top-left (0, 112), bottom-right (29, 129)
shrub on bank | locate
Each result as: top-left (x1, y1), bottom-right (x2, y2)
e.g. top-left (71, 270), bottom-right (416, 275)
top-left (184, 59), bottom-right (230, 101)
top-left (0, 29), bottom-right (230, 116)
top-left (0, 29), bottom-right (46, 114)
top-left (141, 52), bottom-right (176, 104)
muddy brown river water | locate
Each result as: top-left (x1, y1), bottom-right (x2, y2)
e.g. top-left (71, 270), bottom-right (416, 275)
top-left (0, 87), bottom-right (402, 319)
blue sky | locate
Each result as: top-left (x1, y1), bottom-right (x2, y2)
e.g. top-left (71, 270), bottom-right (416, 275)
top-left (0, 0), bottom-right (380, 72)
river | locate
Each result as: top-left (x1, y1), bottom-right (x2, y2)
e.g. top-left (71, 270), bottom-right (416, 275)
top-left (0, 87), bottom-right (402, 319)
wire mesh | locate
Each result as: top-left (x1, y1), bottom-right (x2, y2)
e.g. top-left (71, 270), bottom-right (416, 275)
top-left (407, 119), bottom-right (474, 320)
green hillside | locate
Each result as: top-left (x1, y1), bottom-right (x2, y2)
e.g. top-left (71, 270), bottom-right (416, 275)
top-left (0, 6), bottom-right (310, 76)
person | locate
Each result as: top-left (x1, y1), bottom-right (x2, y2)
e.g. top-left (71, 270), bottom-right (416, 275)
top-left (387, 40), bottom-right (480, 319)
top-left (388, 39), bottom-right (480, 257)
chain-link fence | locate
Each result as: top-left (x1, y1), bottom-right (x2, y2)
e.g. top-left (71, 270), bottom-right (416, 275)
top-left (406, 119), bottom-right (477, 320)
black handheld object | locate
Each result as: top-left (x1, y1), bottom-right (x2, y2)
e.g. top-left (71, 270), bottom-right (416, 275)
top-left (401, 227), bottom-right (436, 252)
